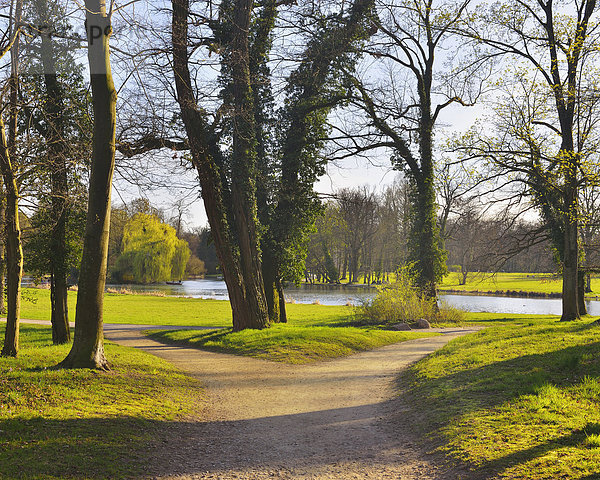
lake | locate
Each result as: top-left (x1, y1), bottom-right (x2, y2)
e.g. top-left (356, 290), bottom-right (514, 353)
top-left (105, 278), bottom-right (600, 315)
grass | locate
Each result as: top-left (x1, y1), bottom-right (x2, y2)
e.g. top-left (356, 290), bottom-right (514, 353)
top-left (146, 324), bottom-right (439, 364)
top-left (18, 288), bottom-right (353, 327)
top-left (438, 271), bottom-right (600, 297)
top-left (0, 323), bottom-right (203, 479)
top-left (402, 312), bottom-right (600, 479)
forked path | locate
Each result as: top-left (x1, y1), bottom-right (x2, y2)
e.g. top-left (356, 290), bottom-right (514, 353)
top-left (105, 326), bottom-right (479, 480)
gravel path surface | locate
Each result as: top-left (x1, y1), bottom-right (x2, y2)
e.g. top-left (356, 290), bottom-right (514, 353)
top-left (103, 326), bottom-right (479, 479)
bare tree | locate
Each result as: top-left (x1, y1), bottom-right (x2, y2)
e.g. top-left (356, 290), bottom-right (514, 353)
top-left (336, 187), bottom-right (379, 283)
top-left (333, 0), bottom-right (479, 299)
top-left (457, 0), bottom-right (600, 321)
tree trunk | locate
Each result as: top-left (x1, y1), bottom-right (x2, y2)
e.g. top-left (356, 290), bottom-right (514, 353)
top-left (578, 269), bottom-right (587, 316)
top-left (585, 272), bottom-right (592, 293)
top-left (1, 0), bottom-right (23, 358)
top-left (50, 273), bottom-right (69, 344)
top-left (60, 0), bottom-right (116, 369)
top-left (229, 0), bottom-right (269, 330)
top-left (460, 269), bottom-right (468, 286)
top-left (262, 246), bottom-right (281, 323)
top-left (410, 96), bottom-right (441, 301)
top-left (560, 127), bottom-right (580, 321)
top-left (410, 176), bottom-right (439, 300)
top-left (0, 117), bottom-right (22, 358)
top-left (0, 192), bottom-right (6, 316)
top-left (172, 0), bottom-right (269, 331)
top-left (40, 22), bottom-right (70, 344)
top-left (276, 277), bottom-right (287, 323)
top-left (561, 214), bottom-right (579, 321)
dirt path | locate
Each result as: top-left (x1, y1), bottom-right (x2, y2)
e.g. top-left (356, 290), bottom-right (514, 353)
top-left (104, 327), bottom-right (479, 479)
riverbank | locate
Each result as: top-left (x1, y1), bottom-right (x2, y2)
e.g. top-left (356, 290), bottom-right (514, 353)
top-left (439, 272), bottom-right (600, 299)
top-left (305, 272), bottom-right (600, 299)
top-left (24, 272), bottom-right (600, 302)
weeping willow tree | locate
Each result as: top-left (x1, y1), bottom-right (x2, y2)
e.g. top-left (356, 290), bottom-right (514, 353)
top-left (113, 213), bottom-right (190, 284)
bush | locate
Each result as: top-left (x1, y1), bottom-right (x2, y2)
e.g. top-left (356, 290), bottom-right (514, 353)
top-left (357, 268), bottom-right (465, 326)
top-left (435, 300), bottom-right (466, 324)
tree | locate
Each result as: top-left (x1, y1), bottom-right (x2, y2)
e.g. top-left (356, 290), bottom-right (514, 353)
top-left (339, 0), bottom-right (475, 300)
top-left (24, 197), bottom-right (86, 293)
top-left (171, 0), bottom-right (376, 330)
top-left (580, 186), bottom-right (600, 293)
top-left (259, 0), bottom-right (376, 321)
top-left (445, 201), bottom-right (497, 285)
top-left (60, 0), bottom-right (116, 369)
top-left (113, 213), bottom-right (190, 284)
top-left (458, 0), bottom-right (600, 320)
top-left (306, 204), bottom-right (345, 284)
top-left (20, 0), bottom-right (92, 344)
top-left (336, 187), bottom-right (379, 283)
top-left (182, 227), bottom-right (219, 275)
top-left (1, 0), bottom-right (24, 357)
top-left (185, 255), bottom-right (206, 278)
top-left (373, 178), bottom-right (410, 281)
top-left (306, 179), bottom-right (409, 285)
top-left (172, 0), bottom-right (270, 331)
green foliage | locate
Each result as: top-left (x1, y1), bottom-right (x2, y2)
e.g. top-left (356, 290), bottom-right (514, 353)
top-left (20, 0), bottom-right (92, 164)
top-left (185, 255), bottom-right (206, 277)
top-left (24, 198), bottom-right (87, 283)
top-left (266, 0), bottom-right (377, 286)
top-left (112, 213), bottom-right (190, 284)
top-left (403, 173), bottom-right (448, 289)
top-left (358, 267), bottom-right (464, 325)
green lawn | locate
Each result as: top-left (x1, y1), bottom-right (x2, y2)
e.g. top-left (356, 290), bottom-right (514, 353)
top-left (146, 324), bottom-right (438, 364)
top-left (403, 313), bottom-right (600, 479)
top-left (0, 323), bottom-right (203, 479)
top-left (438, 272), bottom-right (593, 296)
top-left (19, 288), bottom-right (353, 327)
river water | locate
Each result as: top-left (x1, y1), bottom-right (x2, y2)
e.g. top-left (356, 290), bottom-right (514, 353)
top-left (105, 278), bottom-right (600, 315)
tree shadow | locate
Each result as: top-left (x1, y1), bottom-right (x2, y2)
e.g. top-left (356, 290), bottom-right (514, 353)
top-left (399, 339), bottom-right (600, 421)
top-left (0, 416), bottom-right (158, 479)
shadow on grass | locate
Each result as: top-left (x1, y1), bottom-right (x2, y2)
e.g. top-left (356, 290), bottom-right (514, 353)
top-left (145, 328), bottom-right (235, 355)
top-left (471, 422), bottom-right (600, 480)
top-left (0, 416), bottom-right (158, 479)
top-left (399, 339), bottom-right (600, 426)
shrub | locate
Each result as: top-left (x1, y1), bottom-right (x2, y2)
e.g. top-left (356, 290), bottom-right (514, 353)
top-left (435, 300), bottom-right (466, 324)
top-left (357, 267), bottom-right (465, 326)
